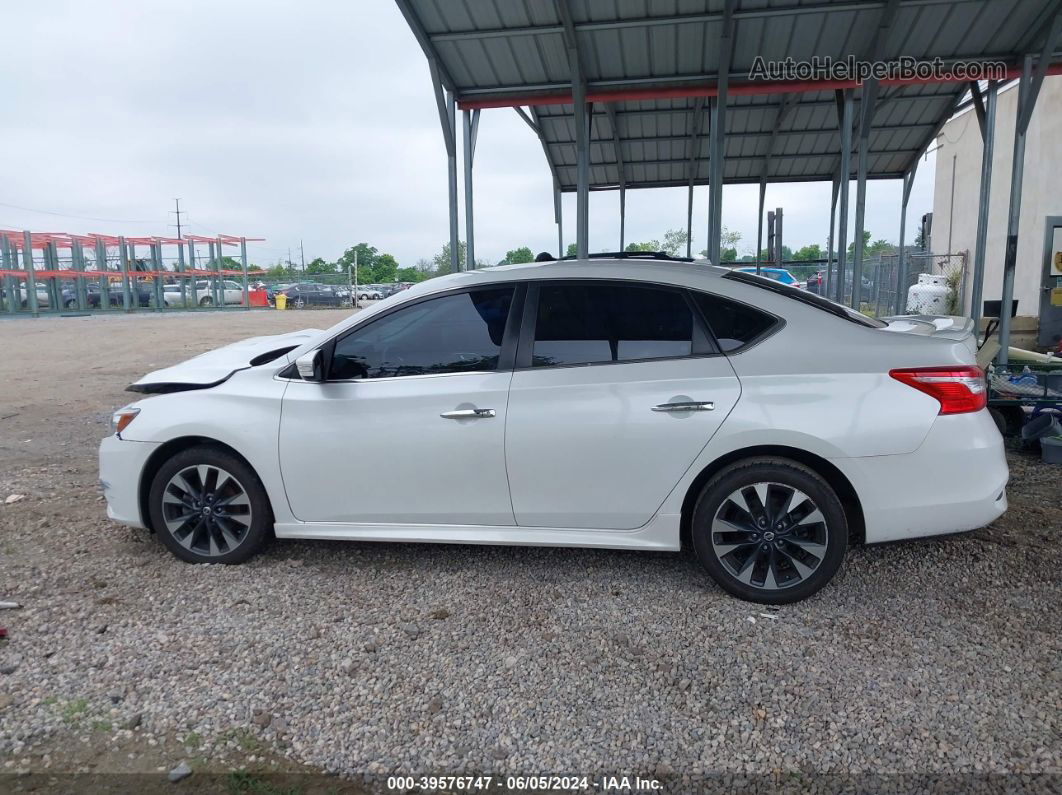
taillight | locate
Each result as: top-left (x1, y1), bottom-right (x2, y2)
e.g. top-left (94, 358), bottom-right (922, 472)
top-left (889, 366), bottom-right (987, 415)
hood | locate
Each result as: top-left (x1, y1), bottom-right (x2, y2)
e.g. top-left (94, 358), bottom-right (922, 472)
top-left (127, 328), bottom-right (323, 394)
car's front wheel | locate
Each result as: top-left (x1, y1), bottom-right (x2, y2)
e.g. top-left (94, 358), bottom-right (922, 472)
top-left (691, 457), bottom-right (847, 604)
top-left (147, 445), bottom-right (272, 564)
top-left (199, 296), bottom-right (213, 306)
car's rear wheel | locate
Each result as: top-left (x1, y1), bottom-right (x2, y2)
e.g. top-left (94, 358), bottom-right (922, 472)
top-left (147, 446), bottom-right (272, 564)
top-left (65, 298), bottom-right (78, 309)
top-left (295, 297), bottom-right (306, 309)
top-left (199, 296), bottom-right (213, 306)
top-left (691, 457), bottom-right (847, 604)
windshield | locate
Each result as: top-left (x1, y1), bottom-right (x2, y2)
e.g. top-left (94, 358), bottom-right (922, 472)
top-left (723, 270), bottom-right (886, 328)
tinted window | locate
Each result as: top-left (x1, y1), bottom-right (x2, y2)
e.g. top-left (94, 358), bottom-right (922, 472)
top-left (723, 270), bottom-right (885, 328)
top-left (533, 283), bottom-right (694, 367)
top-left (330, 288), bottom-right (513, 380)
top-left (691, 291), bottom-right (777, 352)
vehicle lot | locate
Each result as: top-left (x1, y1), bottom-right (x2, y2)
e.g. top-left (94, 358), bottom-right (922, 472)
top-left (0, 311), bottom-right (1059, 787)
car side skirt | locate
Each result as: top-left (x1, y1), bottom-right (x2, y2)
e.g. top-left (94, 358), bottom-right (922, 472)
top-left (273, 513), bottom-right (681, 551)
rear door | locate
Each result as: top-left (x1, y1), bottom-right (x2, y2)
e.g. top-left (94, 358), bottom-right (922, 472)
top-left (504, 281), bottom-right (741, 530)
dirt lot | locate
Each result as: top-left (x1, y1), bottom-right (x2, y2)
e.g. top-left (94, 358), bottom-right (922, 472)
top-left (0, 309), bottom-right (1059, 792)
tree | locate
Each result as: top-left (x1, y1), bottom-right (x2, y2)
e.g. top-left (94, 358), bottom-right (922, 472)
top-left (396, 266), bottom-right (430, 283)
top-left (625, 241), bottom-right (657, 252)
top-left (338, 243), bottom-right (378, 274)
top-left (867, 238), bottom-right (893, 257)
top-left (660, 229), bottom-right (688, 256)
top-left (699, 226), bottom-right (742, 260)
top-left (432, 241), bottom-right (466, 274)
top-left (720, 247), bottom-right (738, 262)
top-left (505, 246), bottom-right (534, 264)
top-left (565, 243), bottom-right (577, 257)
top-left (415, 258), bottom-right (434, 274)
top-left (846, 230), bottom-right (872, 259)
top-left (914, 226), bottom-right (926, 250)
top-left (792, 244), bottom-right (823, 262)
top-left (374, 253), bottom-right (399, 283)
top-left (305, 257), bottom-right (336, 274)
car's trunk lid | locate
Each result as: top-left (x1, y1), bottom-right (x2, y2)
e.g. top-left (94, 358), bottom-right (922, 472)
top-left (879, 314), bottom-right (977, 356)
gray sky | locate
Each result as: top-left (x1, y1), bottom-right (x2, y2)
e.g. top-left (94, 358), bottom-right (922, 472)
top-left (2, 0), bottom-right (936, 268)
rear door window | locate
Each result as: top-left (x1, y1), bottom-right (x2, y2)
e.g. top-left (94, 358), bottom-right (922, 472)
top-left (531, 282), bottom-right (704, 367)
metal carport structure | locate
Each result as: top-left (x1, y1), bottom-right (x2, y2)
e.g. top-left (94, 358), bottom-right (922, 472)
top-left (395, 0), bottom-right (1062, 360)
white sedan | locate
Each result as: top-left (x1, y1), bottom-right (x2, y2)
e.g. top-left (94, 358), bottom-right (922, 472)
top-left (99, 259), bottom-right (1007, 603)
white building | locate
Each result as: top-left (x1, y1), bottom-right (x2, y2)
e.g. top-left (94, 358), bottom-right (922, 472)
top-left (931, 76), bottom-right (1062, 349)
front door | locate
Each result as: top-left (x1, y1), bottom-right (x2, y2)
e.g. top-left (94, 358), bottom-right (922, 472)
top-left (505, 281), bottom-right (741, 530)
top-left (1038, 217), bottom-right (1062, 350)
top-left (279, 286), bottom-right (518, 526)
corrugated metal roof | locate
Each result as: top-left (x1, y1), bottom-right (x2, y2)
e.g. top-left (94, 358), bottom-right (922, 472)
top-left (398, 0), bottom-right (1060, 190)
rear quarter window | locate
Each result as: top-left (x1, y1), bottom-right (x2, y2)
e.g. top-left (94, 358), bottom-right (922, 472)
top-left (690, 291), bottom-right (779, 352)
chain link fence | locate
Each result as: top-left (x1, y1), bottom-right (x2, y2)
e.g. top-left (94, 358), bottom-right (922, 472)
top-left (819, 251), bottom-right (968, 319)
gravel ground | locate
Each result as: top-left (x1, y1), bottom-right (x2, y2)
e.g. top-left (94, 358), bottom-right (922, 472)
top-left (0, 310), bottom-right (1059, 792)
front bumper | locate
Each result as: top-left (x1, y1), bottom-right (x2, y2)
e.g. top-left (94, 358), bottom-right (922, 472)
top-left (98, 435), bottom-right (161, 529)
top-left (836, 410), bottom-right (1009, 544)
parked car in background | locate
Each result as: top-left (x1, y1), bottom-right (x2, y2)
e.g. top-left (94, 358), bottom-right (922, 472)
top-left (283, 282), bottom-right (344, 308)
top-left (734, 267), bottom-right (805, 289)
top-left (357, 287), bottom-right (383, 300)
top-left (187, 280), bottom-right (244, 306)
top-left (102, 258), bottom-right (1006, 604)
top-left (805, 271), bottom-right (826, 295)
top-left (61, 282), bottom-right (118, 309)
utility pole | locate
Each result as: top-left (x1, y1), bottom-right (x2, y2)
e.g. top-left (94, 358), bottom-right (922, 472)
top-left (300, 239), bottom-right (305, 271)
top-left (171, 198), bottom-right (185, 239)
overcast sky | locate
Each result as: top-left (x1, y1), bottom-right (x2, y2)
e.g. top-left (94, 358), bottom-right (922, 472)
top-left (2, 1), bottom-right (936, 268)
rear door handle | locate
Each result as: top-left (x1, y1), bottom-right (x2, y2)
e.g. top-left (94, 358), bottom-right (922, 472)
top-left (652, 401), bottom-right (714, 412)
top-left (440, 408), bottom-right (496, 419)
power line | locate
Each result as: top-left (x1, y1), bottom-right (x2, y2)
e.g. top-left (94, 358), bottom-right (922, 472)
top-left (0, 200), bottom-right (158, 224)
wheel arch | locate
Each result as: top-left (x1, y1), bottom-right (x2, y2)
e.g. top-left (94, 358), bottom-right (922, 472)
top-left (678, 445), bottom-right (865, 550)
top-left (138, 435), bottom-right (270, 533)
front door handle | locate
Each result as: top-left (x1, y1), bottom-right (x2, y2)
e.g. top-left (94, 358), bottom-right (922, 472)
top-left (652, 401), bottom-right (714, 412)
top-left (440, 408), bottom-right (496, 419)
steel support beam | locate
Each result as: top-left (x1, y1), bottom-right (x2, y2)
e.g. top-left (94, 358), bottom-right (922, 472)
top-left (520, 106), bottom-right (566, 256)
top-left (969, 80), bottom-right (997, 330)
top-left (22, 231), bottom-right (39, 316)
top-left (555, 187), bottom-right (564, 256)
top-left (835, 90), bottom-right (854, 304)
top-left (605, 104), bottom-right (627, 251)
top-left (240, 237), bottom-right (250, 309)
top-left (852, 79), bottom-right (879, 308)
top-left (187, 240), bottom-right (198, 306)
top-left (756, 179), bottom-right (767, 273)
top-left (556, 0), bottom-right (590, 259)
top-left (1, 237), bottom-right (15, 315)
top-left (431, 1), bottom-right (988, 43)
top-left (999, 11), bottom-right (1062, 362)
top-left (95, 238), bottom-right (111, 310)
top-left (430, 58), bottom-right (460, 274)
top-left (895, 166), bottom-right (918, 314)
top-left (684, 97), bottom-right (707, 258)
top-left (463, 108), bottom-right (481, 270)
top-left (827, 176), bottom-right (839, 295)
top-left (151, 242), bottom-right (163, 311)
top-left (707, 1), bottom-right (736, 266)
top-left (176, 239), bottom-right (187, 308)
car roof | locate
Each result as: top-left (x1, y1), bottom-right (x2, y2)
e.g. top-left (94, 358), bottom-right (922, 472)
top-left (403, 258), bottom-right (730, 297)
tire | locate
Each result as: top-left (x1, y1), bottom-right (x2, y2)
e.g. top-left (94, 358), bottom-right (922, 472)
top-left (147, 445), bottom-right (273, 564)
top-left (295, 297), bottom-right (306, 309)
top-left (691, 457), bottom-right (847, 604)
top-left (199, 296), bottom-right (213, 306)
top-left (65, 299), bottom-right (78, 309)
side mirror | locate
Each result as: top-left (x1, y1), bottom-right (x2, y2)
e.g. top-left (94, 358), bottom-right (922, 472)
top-left (295, 349), bottom-right (324, 382)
